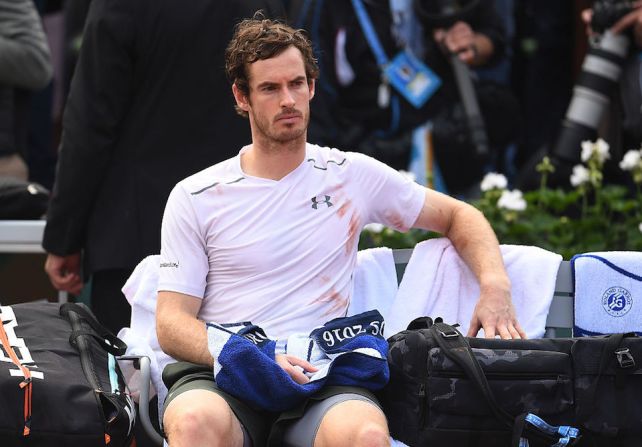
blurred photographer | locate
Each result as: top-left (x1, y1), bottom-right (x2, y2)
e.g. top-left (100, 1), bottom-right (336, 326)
top-left (582, 1), bottom-right (642, 183)
top-left (583, 1), bottom-right (642, 47)
top-left (433, 19), bottom-right (496, 66)
top-left (518, 1), bottom-right (642, 189)
top-left (297, 0), bottom-right (519, 195)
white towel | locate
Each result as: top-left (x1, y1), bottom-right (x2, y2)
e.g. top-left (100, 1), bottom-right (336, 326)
top-left (386, 238), bottom-right (562, 338)
top-left (572, 251), bottom-right (642, 336)
top-left (117, 255), bottom-right (174, 420)
top-left (349, 247), bottom-right (398, 322)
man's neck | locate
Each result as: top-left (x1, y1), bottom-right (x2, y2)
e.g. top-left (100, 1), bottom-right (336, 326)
top-left (241, 137), bottom-right (307, 181)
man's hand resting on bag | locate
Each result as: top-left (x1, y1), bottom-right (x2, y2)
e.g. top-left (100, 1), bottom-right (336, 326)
top-left (467, 282), bottom-right (527, 339)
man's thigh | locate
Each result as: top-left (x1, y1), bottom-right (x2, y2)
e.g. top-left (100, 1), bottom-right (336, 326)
top-left (163, 388), bottom-right (246, 446)
top-left (281, 389), bottom-right (387, 447)
top-left (162, 361), bottom-right (273, 446)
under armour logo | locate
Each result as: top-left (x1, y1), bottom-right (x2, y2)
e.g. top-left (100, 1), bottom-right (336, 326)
top-left (311, 195), bottom-right (333, 209)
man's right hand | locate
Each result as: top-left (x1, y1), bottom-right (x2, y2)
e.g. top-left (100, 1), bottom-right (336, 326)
top-left (275, 354), bottom-right (319, 384)
top-left (44, 253), bottom-right (83, 295)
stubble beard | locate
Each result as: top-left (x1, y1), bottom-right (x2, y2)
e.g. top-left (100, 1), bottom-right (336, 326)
top-left (252, 109), bottom-right (309, 151)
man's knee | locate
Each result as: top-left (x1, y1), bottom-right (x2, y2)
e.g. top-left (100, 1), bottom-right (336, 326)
top-left (352, 421), bottom-right (389, 447)
top-left (163, 389), bottom-right (244, 446)
top-left (315, 399), bottom-right (389, 447)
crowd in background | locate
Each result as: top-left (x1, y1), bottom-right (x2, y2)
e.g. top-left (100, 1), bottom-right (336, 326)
top-left (2, 0), bottom-right (642, 336)
top-left (4, 0), bottom-right (597, 194)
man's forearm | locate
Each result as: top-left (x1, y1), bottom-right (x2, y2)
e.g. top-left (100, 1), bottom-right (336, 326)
top-left (158, 314), bottom-right (213, 366)
top-left (444, 203), bottom-right (511, 293)
top-left (156, 292), bottom-right (214, 366)
top-left (413, 187), bottom-right (522, 338)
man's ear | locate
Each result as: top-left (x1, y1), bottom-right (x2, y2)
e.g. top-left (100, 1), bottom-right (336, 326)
top-left (308, 79), bottom-right (315, 101)
top-left (232, 83), bottom-right (250, 112)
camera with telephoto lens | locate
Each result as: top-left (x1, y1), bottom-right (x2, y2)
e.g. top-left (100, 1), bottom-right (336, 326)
top-left (517, 0), bottom-right (635, 189)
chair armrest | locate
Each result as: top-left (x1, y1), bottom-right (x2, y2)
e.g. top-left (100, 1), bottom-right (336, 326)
top-left (118, 355), bottom-right (164, 446)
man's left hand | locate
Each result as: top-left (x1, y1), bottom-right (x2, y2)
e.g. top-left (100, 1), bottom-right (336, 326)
top-left (467, 289), bottom-right (527, 339)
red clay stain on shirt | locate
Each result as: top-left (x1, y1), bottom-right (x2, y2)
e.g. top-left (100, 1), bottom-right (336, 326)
top-left (345, 212), bottom-right (361, 254)
top-left (384, 210), bottom-right (407, 231)
top-left (318, 275), bottom-right (331, 284)
top-left (312, 287), bottom-right (349, 317)
top-left (337, 199), bottom-right (352, 218)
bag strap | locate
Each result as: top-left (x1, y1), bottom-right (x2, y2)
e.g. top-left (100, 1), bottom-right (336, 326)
top-left (350, 0), bottom-right (389, 68)
top-left (430, 322), bottom-right (515, 426)
top-left (406, 316), bottom-right (457, 331)
top-left (59, 303), bottom-right (127, 356)
top-left (406, 316), bottom-right (435, 330)
top-left (429, 322), bottom-right (578, 447)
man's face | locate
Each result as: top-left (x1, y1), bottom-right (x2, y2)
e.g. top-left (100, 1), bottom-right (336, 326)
top-left (234, 46), bottom-right (315, 146)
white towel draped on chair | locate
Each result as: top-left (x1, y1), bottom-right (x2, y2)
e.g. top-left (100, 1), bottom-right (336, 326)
top-left (351, 238), bottom-right (563, 339)
top-left (117, 255), bottom-right (173, 419)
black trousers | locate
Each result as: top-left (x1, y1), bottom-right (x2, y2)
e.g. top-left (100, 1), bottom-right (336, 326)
top-left (90, 269), bottom-right (132, 335)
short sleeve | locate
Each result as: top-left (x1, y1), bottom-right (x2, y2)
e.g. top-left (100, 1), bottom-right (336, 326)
top-left (158, 184), bottom-right (209, 298)
top-left (350, 153), bottom-right (425, 232)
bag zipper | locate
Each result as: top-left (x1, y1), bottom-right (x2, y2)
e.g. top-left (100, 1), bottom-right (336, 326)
top-left (418, 383), bottom-right (428, 427)
top-left (0, 318), bottom-right (33, 436)
top-left (430, 370), bottom-right (569, 381)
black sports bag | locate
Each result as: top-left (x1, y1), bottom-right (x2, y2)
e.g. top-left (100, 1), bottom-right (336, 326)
top-left (381, 317), bottom-right (642, 447)
top-left (0, 302), bottom-right (135, 446)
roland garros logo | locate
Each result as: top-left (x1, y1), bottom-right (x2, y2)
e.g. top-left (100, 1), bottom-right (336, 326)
top-left (601, 286), bottom-right (633, 317)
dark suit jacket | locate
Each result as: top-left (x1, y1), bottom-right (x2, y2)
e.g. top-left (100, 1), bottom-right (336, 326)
top-left (43, 0), bottom-right (285, 273)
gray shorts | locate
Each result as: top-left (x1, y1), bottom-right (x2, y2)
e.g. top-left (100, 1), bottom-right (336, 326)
top-left (163, 362), bottom-right (382, 447)
top-left (281, 392), bottom-right (381, 447)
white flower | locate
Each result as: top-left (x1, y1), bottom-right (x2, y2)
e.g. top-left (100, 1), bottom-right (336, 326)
top-left (398, 170), bottom-right (416, 182)
top-left (480, 172), bottom-right (508, 192)
top-left (595, 138), bottom-right (610, 163)
top-left (581, 139), bottom-right (610, 164)
top-left (497, 189), bottom-right (526, 211)
top-left (580, 141), bottom-right (593, 162)
top-left (570, 164), bottom-right (590, 187)
top-left (364, 223), bottom-right (385, 233)
top-left (639, 223), bottom-right (642, 234)
top-left (619, 149), bottom-right (642, 171)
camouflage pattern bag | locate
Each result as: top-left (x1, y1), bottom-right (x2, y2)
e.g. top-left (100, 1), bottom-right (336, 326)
top-left (381, 317), bottom-right (578, 447)
top-left (573, 333), bottom-right (642, 443)
top-left (382, 317), bottom-right (642, 446)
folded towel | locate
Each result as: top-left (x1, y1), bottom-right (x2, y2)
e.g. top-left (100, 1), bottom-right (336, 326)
top-left (207, 310), bottom-right (389, 412)
top-left (572, 252), bottom-right (642, 336)
top-left (118, 255), bottom-right (173, 419)
top-left (349, 247), bottom-right (398, 322)
top-left (386, 238), bottom-right (562, 338)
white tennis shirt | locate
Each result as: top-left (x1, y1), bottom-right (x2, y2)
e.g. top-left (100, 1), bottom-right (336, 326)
top-left (158, 143), bottom-right (425, 338)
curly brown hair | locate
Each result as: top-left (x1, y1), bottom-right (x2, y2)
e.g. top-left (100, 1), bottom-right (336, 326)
top-left (225, 15), bottom-right (319, 118)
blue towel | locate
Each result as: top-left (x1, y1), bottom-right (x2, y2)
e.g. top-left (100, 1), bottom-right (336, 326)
top-left (207, 310), bottom-right (389, 412)
top-left (571, 252), bottom-right (642, 336)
